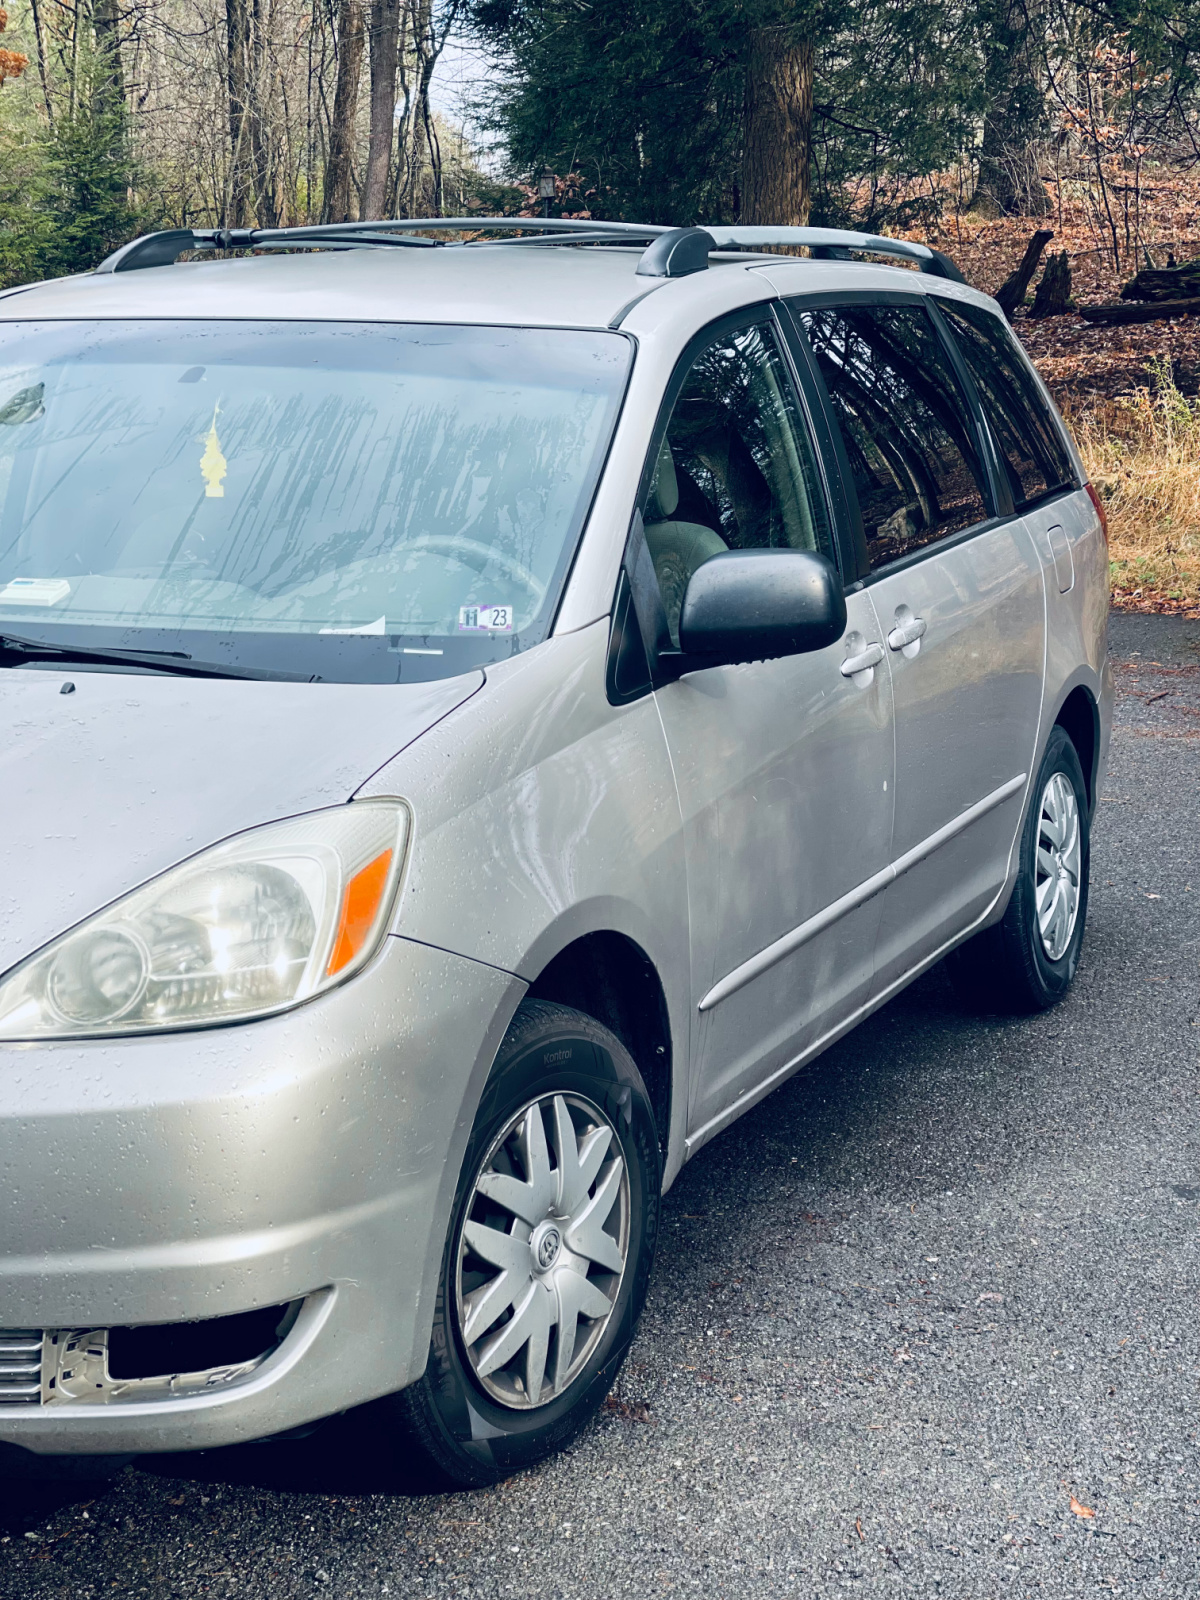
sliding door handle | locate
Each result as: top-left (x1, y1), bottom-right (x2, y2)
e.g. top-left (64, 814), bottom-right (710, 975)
top-left (840, 641), bottom-right (884, 684)
top-left (887, 604), bottom-right (927, 659)
top-left (888, 616), bottom-right (927, 650)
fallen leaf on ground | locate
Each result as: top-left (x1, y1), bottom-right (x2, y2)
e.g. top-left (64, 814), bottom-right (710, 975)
top-left (1069, 1495), bottom-right (1096, 1519)
top-left (602, 1396), bottom-right (653, 1424)
top-left (856, 1518), bottom-right (864, 1541)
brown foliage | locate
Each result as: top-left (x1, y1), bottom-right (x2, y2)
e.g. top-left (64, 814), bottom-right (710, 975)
top-left (1068, 372), bottom-right (1200, 604)
top-left (0, 4), bottom-right (28, 86)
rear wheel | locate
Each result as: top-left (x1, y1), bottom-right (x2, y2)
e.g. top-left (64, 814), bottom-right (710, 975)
top-left (393, 1000), bottom-right (661, 1486)
top-left (948, 724), bottom-right (1090, 1014)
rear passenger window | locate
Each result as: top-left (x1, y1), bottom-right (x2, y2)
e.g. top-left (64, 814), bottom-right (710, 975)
top-left (937, 299), bottom-right (1075, 509)
top-left (794, 303), bottom-right (989, 570)
top-left (641, 320), bottom-right (832, 644)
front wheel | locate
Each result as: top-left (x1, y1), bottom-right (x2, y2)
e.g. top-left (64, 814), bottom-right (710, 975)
top-left (948, 724), bottom-right (1090, 1014)
top-left (392, 1000), bottom-right (661, 1486)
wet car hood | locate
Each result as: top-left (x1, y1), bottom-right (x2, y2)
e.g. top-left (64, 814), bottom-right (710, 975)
top-left (0, 667), bottom-right (482, 975)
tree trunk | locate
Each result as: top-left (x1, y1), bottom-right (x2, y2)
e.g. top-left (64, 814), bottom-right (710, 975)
top-left (26, 0), bottom-right (53, 126)
top-left (323, 0), bottom-right (365, 223)
top-left (248, 0), bottom-right (280, 226)
top-left (969, 0), bottom-right (1049, 219)
top-left (995, 228), bottom-right (1053, 317)
top-left (740, 23), bottom-right (812, 226)
top-left (1120, 259), bottom-right (1200, 303)
top-left (1029, 249), bottom-right (1071, 316)
top-left (423, 85), bottom-right (443, 215)
top-left (362, 0), bottom-right (403, 220)
top-left (91, 0), bottom-right (125, 109)
top-left (400, 0), bottom-right (437, 216)
top-left (973, 112), bottom-right (1050, 218)
top-left (226, 0), bottom-right (253, 226)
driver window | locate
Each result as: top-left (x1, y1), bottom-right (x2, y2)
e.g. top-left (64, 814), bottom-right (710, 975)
top-left (641, 321), bottom-right (833, 646)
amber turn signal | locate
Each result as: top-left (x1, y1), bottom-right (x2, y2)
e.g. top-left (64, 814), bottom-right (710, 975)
top-left (327, 850), bottom-right (394, 976)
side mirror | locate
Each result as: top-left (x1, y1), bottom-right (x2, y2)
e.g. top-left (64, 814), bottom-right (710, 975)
top-left (673, 548), bottom-right (847, 670)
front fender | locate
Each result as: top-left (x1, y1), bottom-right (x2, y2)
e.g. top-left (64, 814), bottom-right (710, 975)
top-left (359, 623), bottom-right (692, 1171)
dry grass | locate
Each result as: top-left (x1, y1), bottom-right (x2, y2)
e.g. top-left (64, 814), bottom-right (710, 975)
top-left (1065, 360), bottom-right (1200, 606)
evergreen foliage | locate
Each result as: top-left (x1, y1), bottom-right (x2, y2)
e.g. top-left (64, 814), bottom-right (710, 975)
top-left (0, 36), bottom-right (148, 288)
top-left (0, 125), bottom-right (48, 286)
top-left (36, 97), bottom-right (148, 279)
top-left (471, 0), bottom-right (988, 228)
top-left (2, 0), bottom-right (1200, 286)
top-left (473, 0), bottom-right (744, 223)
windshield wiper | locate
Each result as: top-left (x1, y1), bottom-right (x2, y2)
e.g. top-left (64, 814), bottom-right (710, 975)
top-left (0, 632), bottom-right (308, 682)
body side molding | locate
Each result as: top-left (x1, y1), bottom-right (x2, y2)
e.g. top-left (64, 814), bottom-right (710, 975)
top-left (697, 772), bottom-right (1028, 1012)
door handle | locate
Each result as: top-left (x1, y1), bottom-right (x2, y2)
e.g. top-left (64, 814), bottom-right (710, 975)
top-left (887, 604), bottom-right (926, 659)
top-left (839, 641), bottom-right (884, 683)
top-left (887, 616), bottom-right (927, 651)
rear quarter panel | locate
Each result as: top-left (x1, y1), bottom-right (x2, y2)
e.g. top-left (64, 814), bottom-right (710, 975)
top-left (1038, 489), bottom-right (1112, 800)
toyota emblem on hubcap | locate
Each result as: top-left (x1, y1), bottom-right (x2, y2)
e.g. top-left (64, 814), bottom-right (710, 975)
top-left (535, 1224), bottom-right (561, 1271)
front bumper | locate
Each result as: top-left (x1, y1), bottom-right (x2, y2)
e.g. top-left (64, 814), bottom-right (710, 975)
top-left (0, 935), bottom-right (521, 1454)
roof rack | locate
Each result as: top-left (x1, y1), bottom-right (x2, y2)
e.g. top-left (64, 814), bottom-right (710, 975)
top-left (95, 218), bottom-right (669, 274)
top-left (702, 226), bottom-right (965, 281)
top-left (95, 218), bottom-right (963, 284)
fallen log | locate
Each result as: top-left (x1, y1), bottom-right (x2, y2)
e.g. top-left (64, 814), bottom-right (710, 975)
top-left (1078, 297), bottom-right (1200, 326)
top-left (995, 229), bottom-right (1054, 317)
top-left (1119, 259), bottom-right (1200, 302)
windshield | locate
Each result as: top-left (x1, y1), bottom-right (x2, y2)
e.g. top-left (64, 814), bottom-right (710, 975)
top-left (0, 320), bottom-right (631, 682)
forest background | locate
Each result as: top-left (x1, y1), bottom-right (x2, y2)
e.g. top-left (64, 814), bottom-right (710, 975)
top-left (0, 0), bottom-right (1198, 607)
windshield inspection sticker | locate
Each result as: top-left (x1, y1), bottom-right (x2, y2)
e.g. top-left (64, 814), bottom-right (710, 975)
top-left (459, 604), bottom-right (514, 633)
top-left (0, 578), bottom-right (71, 606)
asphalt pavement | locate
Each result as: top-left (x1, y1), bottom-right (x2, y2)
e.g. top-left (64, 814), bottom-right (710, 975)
top-left (2, 610), bottom-right (1198, 1598)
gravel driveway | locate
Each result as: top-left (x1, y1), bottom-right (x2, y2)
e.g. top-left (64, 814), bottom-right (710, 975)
top-left (2, 611), bottom-right (1198, 1599)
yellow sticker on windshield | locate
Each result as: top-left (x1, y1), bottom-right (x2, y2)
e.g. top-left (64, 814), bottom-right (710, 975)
top-left (200, 406), bottom-right (227, 498)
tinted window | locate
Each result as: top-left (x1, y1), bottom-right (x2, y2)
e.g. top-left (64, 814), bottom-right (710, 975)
top-left (0, 320), bottom-right (630, 683)
top-left (795, 303), bottom-right (989, 570)
top-left (937, 299), bottom-right (1075, 508)
top-left (641, 320), bottom-right (831, 645)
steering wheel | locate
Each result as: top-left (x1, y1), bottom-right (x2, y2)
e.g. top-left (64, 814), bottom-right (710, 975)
top-left (403, 535), bottom-right (546, 608)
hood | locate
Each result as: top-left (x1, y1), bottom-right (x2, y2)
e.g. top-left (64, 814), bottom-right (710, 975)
top-left (0, 667), bottom-right (482, 975)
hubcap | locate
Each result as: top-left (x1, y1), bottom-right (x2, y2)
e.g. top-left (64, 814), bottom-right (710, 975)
top-left (531, 1221), bottom-right (563, 1273)
top-left (1035, 771), bottom-right (1081, 961)
top-left (454, 1091), bottom-right (630, 1410)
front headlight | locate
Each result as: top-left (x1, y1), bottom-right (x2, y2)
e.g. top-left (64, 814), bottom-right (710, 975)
top-left (0, 800), bottom-right (408, 1040)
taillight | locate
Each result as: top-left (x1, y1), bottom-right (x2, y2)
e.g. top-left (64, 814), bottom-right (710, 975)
top-left (1084, 481), bottom-right (1109, 547)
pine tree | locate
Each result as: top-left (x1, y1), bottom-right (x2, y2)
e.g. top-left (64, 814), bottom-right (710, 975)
top-left (471, 0), bottom-right (987, 230)
top-left (36, 88), bottom-right (145, 278)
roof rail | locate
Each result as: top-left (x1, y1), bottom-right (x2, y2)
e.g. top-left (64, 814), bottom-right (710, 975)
top-left (702, 226), bottom-right (965, 282)
top-left (94, 217), bottom-right (963, 284)
top-left (95, 218), bottom-right (670, 273)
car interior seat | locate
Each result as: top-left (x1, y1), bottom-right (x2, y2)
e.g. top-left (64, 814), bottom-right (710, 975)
top-left (642, 441), bottom-right (728, 646)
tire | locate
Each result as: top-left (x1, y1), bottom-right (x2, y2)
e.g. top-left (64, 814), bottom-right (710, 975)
top-left (392, 1000), bottom-right (661, 1487)
top-left (948, 724), bottom-right (1090, 1014)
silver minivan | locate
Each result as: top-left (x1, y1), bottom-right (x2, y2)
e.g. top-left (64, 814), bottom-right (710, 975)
top-left (0, 219), bottom-right (1112, 1485)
